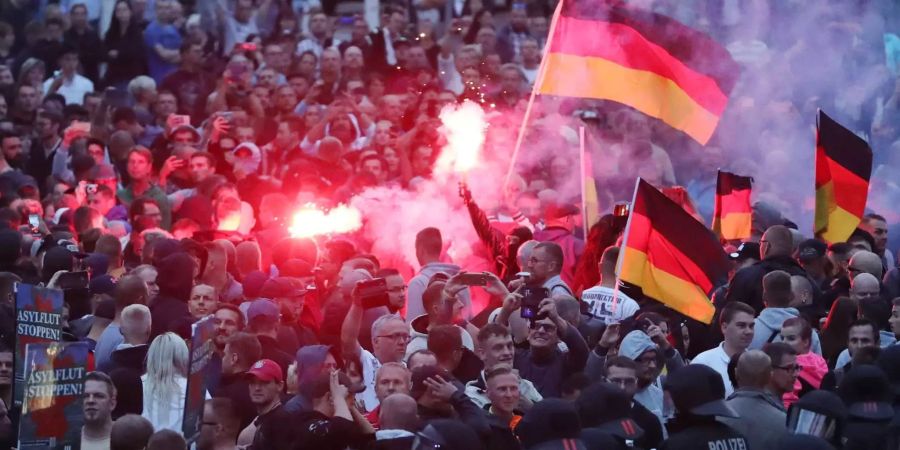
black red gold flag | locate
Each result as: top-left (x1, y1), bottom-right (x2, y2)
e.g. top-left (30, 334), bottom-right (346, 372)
top-left (814, 111), bottom-right (872, 243)
top-left (536, 0), bottom-right (740, 144)
top-left (618, 179), bottom-right (730, 323)
top-left (712, 171), bottom-right (753, 240)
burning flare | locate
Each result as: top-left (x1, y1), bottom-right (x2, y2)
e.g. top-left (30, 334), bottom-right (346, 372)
top-left (434, 100), bottom-right (488, 176)
top-left (289, 204), bottom-right (363, 238)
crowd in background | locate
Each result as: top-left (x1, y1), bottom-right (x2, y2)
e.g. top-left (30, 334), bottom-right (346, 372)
top-left (0, 0), bottom-right (900, 449)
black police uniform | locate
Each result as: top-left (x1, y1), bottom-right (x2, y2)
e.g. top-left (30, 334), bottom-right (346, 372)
top-left (661, 418), bottom-right (748, 450)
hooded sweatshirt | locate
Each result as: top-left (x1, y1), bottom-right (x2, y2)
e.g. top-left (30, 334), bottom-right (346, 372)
top-left (407, 262), bottom-right (471, 319)
top-left (783, 352), bottom-right (829, 408)
top-left (750, 307), bottom-right (822, 354)
top-left (150, 252), bottom-right (195, 338)
top-left (618, 331), bottom-right (665, 422)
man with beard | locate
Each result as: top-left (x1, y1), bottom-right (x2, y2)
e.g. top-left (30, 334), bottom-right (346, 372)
top-left (860, 214), bottom-right (894, 271)
top-left (214, 332), bottom-right (261, 431)
top-left (206, 304), bottom-right (245, 393)
top-left (0, 130), bottom-right (35, 198)
top-left (81, 372), bottom-right (117, 449)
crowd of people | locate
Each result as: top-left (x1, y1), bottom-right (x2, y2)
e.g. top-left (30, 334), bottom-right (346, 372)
top-left (0, 0), bottom-right (900, 449)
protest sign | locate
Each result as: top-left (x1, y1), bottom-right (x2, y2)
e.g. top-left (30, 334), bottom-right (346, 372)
top-left (182, 315), bottom-right (215, 442)
top-left (15, 284), bottom-right (64, 406)
top-left (17, 341), bottom-right (89, 450)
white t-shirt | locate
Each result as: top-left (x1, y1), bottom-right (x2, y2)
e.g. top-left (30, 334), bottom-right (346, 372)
top-left (43, 74), bottom-right (94, 106)
top-left (690, 342), bottom-right (735, 398)
top-left (581, 286), bottom-right (639, 325)
top-left (359, 348), bottom-right (382, 412)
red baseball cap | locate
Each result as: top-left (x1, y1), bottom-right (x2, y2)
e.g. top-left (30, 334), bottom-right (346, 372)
top-left (245, 359), bottom-right (283, 383)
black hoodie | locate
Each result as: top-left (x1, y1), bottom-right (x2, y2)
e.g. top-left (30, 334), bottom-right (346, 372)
top-left (150, 252), bottom-right (195, 339)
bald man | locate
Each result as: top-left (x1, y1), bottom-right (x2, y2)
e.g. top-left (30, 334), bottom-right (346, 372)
top-left (375, 394), bottom-right (419, 447)
top-left (849, 251), bottom-right (884, 280)
top-left (751, 271), bottom-right (822, 354)
top-left (720, 351), bottom-right (787, 450)
top-left (850, 273), bottom-right (881, 303)
top-left (727, 225), bottom-right (816, 312)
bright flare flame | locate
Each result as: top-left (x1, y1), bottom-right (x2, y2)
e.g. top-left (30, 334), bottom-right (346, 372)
top-left (289, 204), bottom-right (363, 238)
top-left (435, 101), bottom-right (488, 175)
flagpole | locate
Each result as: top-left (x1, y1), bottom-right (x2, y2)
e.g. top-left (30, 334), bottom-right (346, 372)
top-left (504, 0), bottom-right (565, 188)
top-left (612, 177), bottom-right (642, 314)
top-left (579, 126), bottom-right (588, 238)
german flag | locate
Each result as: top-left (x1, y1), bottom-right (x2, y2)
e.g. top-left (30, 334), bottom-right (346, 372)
top-left (712, 171), bottom-right (753, 240)
top-left (814, 111), bottom-right (872, 244)
top-left (536, 0), bottom-right (740, 145)
top-left (617, 179), bottom-right (730, 323)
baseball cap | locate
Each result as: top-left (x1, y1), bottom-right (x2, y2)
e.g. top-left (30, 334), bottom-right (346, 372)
top-left (259, 277), bottom-right (307, 299)
top-left (245, 359), bottom-right (283, 383)
top-left (797, 239), bottom-right (828, 262)
top-left (89, 274), bottom-right (117, 296)
top-left (299, 371), bottom-right (365, 400)
top-left (663, 364), bottom-right (737, 418)
top-left (246, 299), bottom-right (280, 322)
top-left (729, 241), bottom-right (761, 261)
top-left (242, 270), bottom-right (269, 299)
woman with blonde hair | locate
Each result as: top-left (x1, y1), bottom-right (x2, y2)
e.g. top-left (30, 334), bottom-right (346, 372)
top-left (141, 332), bottom-right (189, 431)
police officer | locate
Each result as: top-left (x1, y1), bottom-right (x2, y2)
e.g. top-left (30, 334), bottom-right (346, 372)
top-left (786, 390), bottom-right (846, 448)
top-left (661, 365), bottom-right (748, 450)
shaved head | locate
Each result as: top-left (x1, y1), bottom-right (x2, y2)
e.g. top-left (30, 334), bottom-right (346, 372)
top-left (763, 270), bottom-right (793, 308)
top-left (790, 276), bottom-right (813, 307)
top-left (379, 393), bottom-right (419, 432)
top-left (761, 225), bottom-right (793, 258)
top-left (850, 273), bottom-right (881, 302)
top-left (849, 250), bottom-right (883, 280)
top-left (735, 350), bottom-right (772, 389)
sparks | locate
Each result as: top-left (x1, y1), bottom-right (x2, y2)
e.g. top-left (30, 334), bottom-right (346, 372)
top-left (288, 204), bottom-right (363, 238)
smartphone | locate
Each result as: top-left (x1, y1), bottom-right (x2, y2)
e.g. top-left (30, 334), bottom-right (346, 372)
top-left (357, 278), bottom-right (389, 309)
top-left (28, 214), bottom-right (40, 236)
top-left (520, 285), bottom-right (549, 319)
top-left (457, 272), bottom-right (488, 286)
top-left (57, 271), bottom-right (89, 290)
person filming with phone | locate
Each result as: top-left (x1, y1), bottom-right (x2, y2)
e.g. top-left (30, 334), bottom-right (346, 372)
top-left (496, 290), bottom-right (588, 397)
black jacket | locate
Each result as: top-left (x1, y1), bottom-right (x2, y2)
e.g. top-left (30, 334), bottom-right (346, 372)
top-left (213, 371), bottom-right (256, 430)
top-left (632, 402), bottom-right (663, 450)
top-left (484, 413), bottom-right (522, 450)
top-left (251, 404), bottom-right (296, 450)
top-left (725, 255), bottom-right (814, 312)
top-left (418, 388), bottom-right (490, 438)
top-left (257, 334), bottom-right (295, 380)
top-left (150, 252), bottom-right (195, 339)
top-left (101, 344), bottom-right (149, 374)
top-left (513, 325), bottom-right (589, 397)
top-left (661, 418), bottom-right (748, 450)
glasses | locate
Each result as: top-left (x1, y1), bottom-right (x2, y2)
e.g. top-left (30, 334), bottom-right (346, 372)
top-left (377, 333), bottom-right (411, 342)
top-left (530, 323), bottom-right (557, 333)
top-left (774, 363), bottom-right (803, 373)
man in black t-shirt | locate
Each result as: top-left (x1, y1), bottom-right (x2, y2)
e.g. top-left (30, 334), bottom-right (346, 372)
top-left (291, 371), bottom-right (374, 450)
